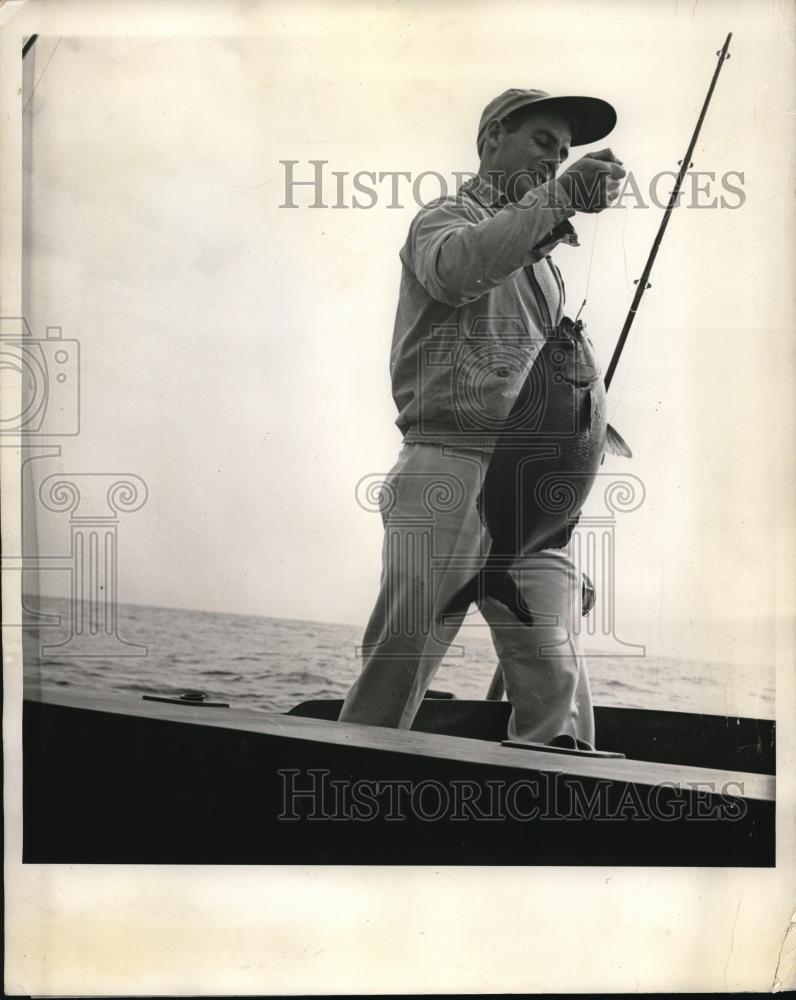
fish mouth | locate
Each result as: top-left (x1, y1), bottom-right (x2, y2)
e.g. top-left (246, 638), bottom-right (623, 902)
top-left (560, 376), bottom-right (598, 389)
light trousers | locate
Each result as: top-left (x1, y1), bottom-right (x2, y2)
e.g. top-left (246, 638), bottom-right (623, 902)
top-left (339, 443), bottom-right (594, 745)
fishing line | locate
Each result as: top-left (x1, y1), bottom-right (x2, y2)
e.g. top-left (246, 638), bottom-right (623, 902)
top-left (611, 189), bottom-right (636, 413)
top-left (619, 173), bottom-right (635, 292)
top-left (576, 151), bottom-right (643, 323)
top-left (575, 214), bottom-right (599, 322)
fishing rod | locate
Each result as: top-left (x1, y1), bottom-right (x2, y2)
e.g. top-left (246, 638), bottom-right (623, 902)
top-left (22, 34), bottom-right (39, 59)
top-left (484, 34), bottom-right (734, 705)
top-left (604, 31), bottom-right (733, 390)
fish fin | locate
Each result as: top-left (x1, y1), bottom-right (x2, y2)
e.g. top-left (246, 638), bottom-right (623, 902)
top-left (587, 387), bottom-right (596, 432)
top-left (578, 386), bottom-right (597, 434)
top-left (605, 423), bottom-right (633, 458)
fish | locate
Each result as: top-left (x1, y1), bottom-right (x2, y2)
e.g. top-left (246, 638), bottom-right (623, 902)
top-left (446, 316), bottom-right (631, 623)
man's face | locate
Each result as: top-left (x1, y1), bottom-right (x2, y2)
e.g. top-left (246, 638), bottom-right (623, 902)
top-left (489, 110), bottom-right (572, 201)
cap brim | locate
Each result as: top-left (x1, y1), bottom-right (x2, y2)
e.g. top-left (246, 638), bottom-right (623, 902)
top-left (529, 95), bottom-right (617, 146)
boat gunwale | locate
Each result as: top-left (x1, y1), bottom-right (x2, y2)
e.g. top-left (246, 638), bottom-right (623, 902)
top-left (23, 684), bottom-right (775, 803)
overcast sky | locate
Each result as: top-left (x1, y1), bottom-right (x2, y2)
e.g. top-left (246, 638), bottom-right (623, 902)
top-left (21, 0), bottom-right (794, 672)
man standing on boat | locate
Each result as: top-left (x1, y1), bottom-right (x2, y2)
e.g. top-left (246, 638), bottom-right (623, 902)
top-left (339, 89), bottom-right (625, 746)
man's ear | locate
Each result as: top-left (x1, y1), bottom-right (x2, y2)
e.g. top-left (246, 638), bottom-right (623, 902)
top-left (484, 118), bottom-right (503, 151)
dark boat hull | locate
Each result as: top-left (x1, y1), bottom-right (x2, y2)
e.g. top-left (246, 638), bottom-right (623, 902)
top-left (23, 687), bottom-right (774, 866)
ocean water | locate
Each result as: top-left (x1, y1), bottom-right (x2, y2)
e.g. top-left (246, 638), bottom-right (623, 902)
top-left (21, 595), bottom-right (774, 720)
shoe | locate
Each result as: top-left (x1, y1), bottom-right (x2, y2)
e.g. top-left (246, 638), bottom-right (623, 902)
top-left (546, 733), bottom-right (596, 752)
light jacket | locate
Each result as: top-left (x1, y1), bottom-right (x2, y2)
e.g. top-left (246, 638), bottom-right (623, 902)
top-left (391, 174), bottom-right (578, 449)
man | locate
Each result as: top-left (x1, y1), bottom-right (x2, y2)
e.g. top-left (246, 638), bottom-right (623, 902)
top-left (339, 89), bottom-right (626, 746)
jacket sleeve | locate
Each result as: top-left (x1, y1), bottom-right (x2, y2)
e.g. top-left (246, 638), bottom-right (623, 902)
top-left (405, 179), bottom-right (576, 307)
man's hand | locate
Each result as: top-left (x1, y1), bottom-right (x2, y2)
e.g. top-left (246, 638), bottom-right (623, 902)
top-left (556, 148), bottom-right (626, 213)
